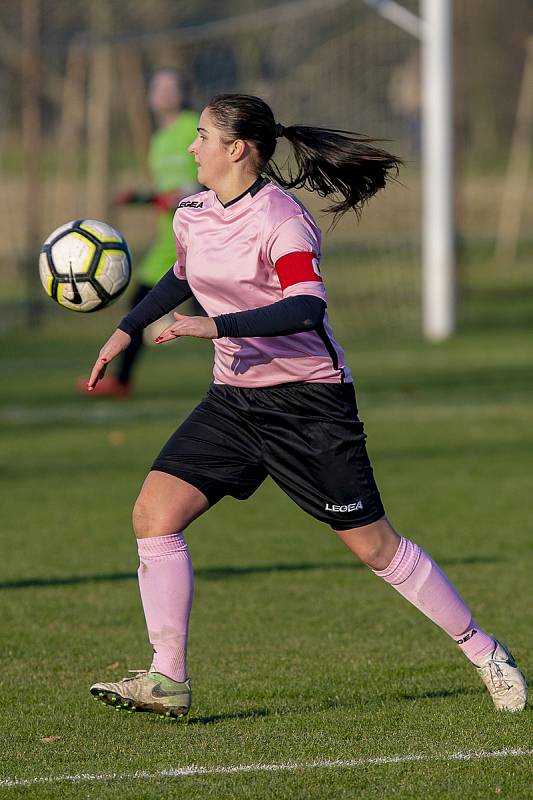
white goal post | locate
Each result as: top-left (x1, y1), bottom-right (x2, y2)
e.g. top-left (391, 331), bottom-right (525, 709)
top-left (365, 0), bottom-right (455, 340)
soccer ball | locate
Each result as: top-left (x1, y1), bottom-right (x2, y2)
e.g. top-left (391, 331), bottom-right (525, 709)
top-left (39, 219), bottom-right (132, 312)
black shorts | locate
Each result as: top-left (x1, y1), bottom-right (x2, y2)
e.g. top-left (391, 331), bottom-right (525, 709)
top-left (152, 382), bottom-right (385, 531)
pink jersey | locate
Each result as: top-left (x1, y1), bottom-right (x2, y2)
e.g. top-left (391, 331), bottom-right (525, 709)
top-left (172, 180), bottom-right (351, 387)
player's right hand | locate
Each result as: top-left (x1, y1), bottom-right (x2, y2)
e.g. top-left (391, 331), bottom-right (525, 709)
top-left (113, 189), bottom-right (155, 206)
top-left (112, 189), bottom-right (137, 206)
top-left (87, 329), bottom-right (132, 390)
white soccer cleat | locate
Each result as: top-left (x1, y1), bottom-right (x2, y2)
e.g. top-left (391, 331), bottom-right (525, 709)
top-left (476, 641), bottom-right (527, 712)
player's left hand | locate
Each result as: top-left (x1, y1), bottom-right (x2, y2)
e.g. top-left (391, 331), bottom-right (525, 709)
top-left (155, 312), bottom-right (217, 343)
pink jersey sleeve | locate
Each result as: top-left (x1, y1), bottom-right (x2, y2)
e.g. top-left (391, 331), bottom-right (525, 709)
top-left (266, 214), bottom-right (326, 301)
top-left (172, 211), bottom-right (187, 280)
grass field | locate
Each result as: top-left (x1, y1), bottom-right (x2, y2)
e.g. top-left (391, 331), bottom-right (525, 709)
top-left (1, 281), bottom-right (533, 798)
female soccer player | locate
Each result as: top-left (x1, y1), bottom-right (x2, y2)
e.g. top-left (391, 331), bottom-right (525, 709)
top-left (88, 94), bottom-right (527, 719)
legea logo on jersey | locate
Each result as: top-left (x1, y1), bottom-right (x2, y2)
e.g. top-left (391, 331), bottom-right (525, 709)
top-left (178, 200), bottom-right (204, 209)
top-left (325, 500), bottom-right (363, 512)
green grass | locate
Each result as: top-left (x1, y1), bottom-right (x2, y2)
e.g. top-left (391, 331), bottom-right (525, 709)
top-left (1, 291), bottom-right (532, 798)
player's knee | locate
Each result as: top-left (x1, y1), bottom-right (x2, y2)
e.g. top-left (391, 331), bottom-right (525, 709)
top-left (337, 519), bottom-right (400, 569)
top-left (132, 495), bottom-right (190, 538)
top-left (352, 536), bottom-right (386, 566)
top-left (361, 531), bottom-right (401, 569)
top-left (132, 497), bottom-right (159, 538)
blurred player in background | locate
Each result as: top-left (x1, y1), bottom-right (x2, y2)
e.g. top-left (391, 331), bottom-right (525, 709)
top-left (78, 67), bottom-right (200, 398)
top-left (85, 94), bottom-right (527, 720)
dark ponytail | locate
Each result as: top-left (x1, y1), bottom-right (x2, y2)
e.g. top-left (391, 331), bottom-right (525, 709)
top-left (207, 93), bottom-right (402, 222)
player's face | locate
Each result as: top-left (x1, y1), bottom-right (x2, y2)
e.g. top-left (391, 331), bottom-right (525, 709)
top-left (188, 108), bottom-right (237, 189)
top-left (148, 72), bottom-right (182, 115)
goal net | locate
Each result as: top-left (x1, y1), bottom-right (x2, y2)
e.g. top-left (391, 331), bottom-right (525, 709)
top-left (2, 0), bottom-right (422, 334)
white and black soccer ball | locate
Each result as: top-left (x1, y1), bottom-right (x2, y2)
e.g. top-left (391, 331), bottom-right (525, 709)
top-left (39, 219), bottom-right (132, 312)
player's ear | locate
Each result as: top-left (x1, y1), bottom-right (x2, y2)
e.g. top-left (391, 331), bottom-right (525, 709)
top-left (228, 139), bottom-right (247, 162)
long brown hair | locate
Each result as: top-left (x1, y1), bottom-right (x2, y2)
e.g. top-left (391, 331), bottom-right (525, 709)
top-left (207, 93), bottom-right (402, 222)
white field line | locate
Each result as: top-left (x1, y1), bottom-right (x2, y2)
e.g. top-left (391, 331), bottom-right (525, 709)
top-left (2, 401), bottom-right (533, 429)
top-left (1, 748), bottom-right (532, 788)
top-left (0, 404), bottom-right (172, 425)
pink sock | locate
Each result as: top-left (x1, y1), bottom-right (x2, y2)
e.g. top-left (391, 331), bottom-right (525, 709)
top-left (137, 533), bottom-right (193, 682)
top-left (373, 537), bottom-right (495, 665)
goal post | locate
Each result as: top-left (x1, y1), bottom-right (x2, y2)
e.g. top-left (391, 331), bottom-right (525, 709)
top-left (366, 0), bottom-right (456, 340)
top-left (421, 0), bottom-right (455, 340)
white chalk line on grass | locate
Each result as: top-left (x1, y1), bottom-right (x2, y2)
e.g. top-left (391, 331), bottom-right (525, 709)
top-left (0, 404), bottom-right (179, 426)
top-left (1, 747), bottom-right (532, 788)
top-left (3, 400), bottom-right (533, 427)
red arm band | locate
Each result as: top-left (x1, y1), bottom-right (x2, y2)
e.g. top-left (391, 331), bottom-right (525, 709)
top-left (275, 251), bottom-right (322, 290)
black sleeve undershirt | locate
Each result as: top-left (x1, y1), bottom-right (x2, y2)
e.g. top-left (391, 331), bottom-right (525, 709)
top-left (213, 295), bottom-right (326, 339)
top-left (117, 267), bottom-right (326, 340)
top-left (117, 268), bottom-right (193, 337)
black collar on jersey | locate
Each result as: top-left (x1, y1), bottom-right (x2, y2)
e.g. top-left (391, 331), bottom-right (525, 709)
top-left (219, 176), bottom-right (270, 208)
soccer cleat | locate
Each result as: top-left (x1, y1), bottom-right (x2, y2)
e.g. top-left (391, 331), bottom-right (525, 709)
top-left (76, 375), bottom-right (131, 399)
top-left (90, 670), bottom-right (191, 719)
top-left (476, 641), bottom-right (527, 712)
